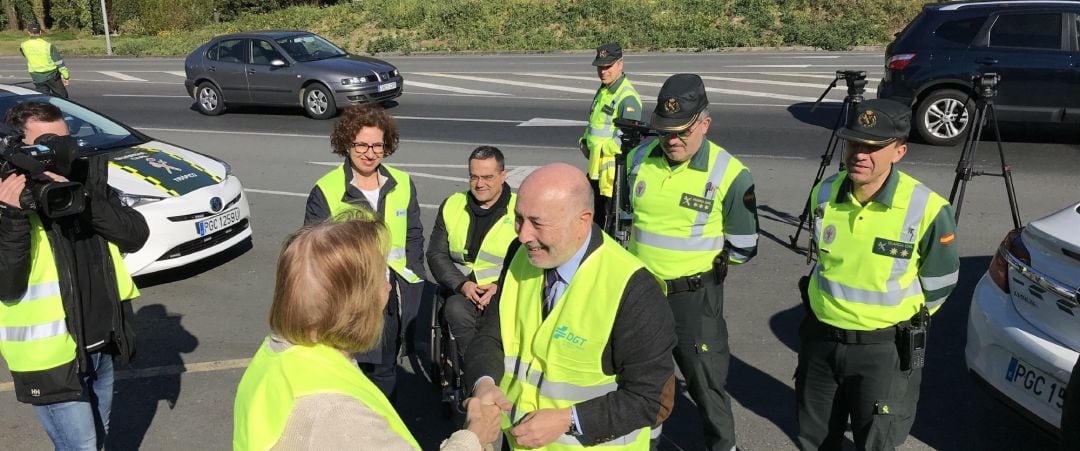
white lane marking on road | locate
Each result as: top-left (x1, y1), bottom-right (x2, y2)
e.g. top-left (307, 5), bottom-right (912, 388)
top-left (0, 359), bottom-right (253, 392)
top-left (407, 91), bottom-right (586, 102)
top-left (765, 56), bottom-right (840, 59)
top-left (307, 163), bottom-right (539, 188)
top-left (638, 72), bottom-right (877, 94)
top-left (768, 73), bottom-right (850, 80)
top-left (505, 166), bottom-right (537, 187)
top-left (517, 118), bottom-right (588, 127)
top-left (98, 71), bottom-right (148, 82)
top-left (164, 71), bottom-right (186, 77)
top-left (406, 80), bottom-right (509, 96)
top-left (521, 73), bottom-right (819, 103)
top-left (137, 127), bottom-right (579, 151)
top-left (413, 72), bottom-right (597, 94)
top-left (728, 64), bottom-right (811, 68)
top-left (396, 115), bottom-right (520, 124)
top-left (103, 94), bottom-right (190, 98)
top-left (245, 187), bottom-right (441, 209)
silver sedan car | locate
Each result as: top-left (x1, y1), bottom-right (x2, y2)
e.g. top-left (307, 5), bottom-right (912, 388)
top-left (184, 31), bottom-right (403, 119)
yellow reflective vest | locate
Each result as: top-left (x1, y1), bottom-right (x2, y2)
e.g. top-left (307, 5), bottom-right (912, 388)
top-left (314, 163), bottom-right (419, 282)
top-left (582, 77), bottom-right (640, 197)
top-left (20, 38), bottom-right (68, 79)
top-left (233, 336), bottom-right (420, 451)
top-left (498, 234), bottom-right (654, 449)
top-left (0, 214), bottom-right (137, 376)
top-left (441, 191), bottom-right (518, 285)
top-left (627, 140), bottom-right (753, 280)
top-left (808, 170), bottom-right (950, 330)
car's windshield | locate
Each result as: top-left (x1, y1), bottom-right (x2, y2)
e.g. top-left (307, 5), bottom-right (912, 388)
top-left (275, 34), bottom-right (346, 62)
top-left (0, 95), bottom-right (144, 153)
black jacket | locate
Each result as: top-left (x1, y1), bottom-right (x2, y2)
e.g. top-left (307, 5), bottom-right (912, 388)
top-left (465, 226), bottom-right (677, 445)
top-left (0, 155), bottom-right (149, 404)
top-left (426, 184), bottom-right (512, 293)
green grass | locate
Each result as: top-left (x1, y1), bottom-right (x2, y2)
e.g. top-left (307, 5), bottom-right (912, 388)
top-left (0, 0), bottom-right (927, 57)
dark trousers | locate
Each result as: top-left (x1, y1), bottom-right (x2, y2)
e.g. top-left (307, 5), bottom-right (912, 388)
top-left (590, 179), bottom-right (609, 227)
top-left (442, 292), bottom-right (483, 356)
top-left (668, 277), bottom-right (735, 451)
top-left (357, 283), bottom-right (401, 400)
top-left (33, 72), bottom-right (68, 99)
top-left (795, 315), bottom-right (918, 451)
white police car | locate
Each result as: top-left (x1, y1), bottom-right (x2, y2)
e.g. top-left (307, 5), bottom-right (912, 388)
top-left (0, 84), bottom-right (252, 275)
top-left (966, 200), bottom-right (1080, 431)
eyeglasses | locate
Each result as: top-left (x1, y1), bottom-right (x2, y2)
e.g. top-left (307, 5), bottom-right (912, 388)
top-left (660, 124), bottom-right (696, 143)
top-left (351, 142), bottom-right (385, 157)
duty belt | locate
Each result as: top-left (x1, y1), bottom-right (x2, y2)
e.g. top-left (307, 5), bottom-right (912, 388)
top-left (808, 315), bottom-right (910, 344)
top-left (665, 269), bottom-right (715, 294)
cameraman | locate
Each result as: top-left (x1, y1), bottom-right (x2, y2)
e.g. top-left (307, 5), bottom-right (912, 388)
top-left (0, 101), bottom-right (148, 449)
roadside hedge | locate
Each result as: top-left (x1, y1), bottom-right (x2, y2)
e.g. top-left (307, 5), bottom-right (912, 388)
top-left (40, 0), bottom-right (930, 56)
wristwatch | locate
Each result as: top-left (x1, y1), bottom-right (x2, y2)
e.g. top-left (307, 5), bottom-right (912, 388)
top-left (567, 414), bottom-right (583, 437)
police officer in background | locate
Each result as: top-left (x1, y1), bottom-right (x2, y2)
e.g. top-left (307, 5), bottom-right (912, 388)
top-left (19, 24), bottom-right (70, 99)
top-left (796, 99), bottom-right (959, 450)
top-left (579, 42), bottom-right (641, 223)
top-left (626, 74), bottom-right (759, 451)
top-left (0, 101), bottom-right (148, 449)
top-left (427, 146), bottom-right (517, 355)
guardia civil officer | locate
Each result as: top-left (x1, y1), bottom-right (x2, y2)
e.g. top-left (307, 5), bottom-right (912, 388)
top-left (579, 42), bottom-right (642, 223)
top-left (19, 23), bottom-right (70, 98)
top-left (796, 98), bottom-right (959, 450)
top-left (626, 74), bottom-right (759, 451)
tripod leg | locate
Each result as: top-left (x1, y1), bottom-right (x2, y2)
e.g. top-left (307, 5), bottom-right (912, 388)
top-left (791, 98), bottom-right (851, 249)
top-left (988, 104), bottom-right (1022, 229)
top-left (950, 100), bottom-right (987, 224)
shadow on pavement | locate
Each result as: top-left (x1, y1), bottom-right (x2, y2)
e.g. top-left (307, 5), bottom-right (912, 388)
top-left (133, 238), bottom-right (252, 289)
top-left (107, 304), bottom-right (199, 451)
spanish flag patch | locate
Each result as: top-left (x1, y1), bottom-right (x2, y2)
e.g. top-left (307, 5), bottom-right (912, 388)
top-left (939, 233), bottom-right (955, 245)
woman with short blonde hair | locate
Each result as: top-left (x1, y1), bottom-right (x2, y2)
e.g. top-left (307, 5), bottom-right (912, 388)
top-left (234, 215), bottom-right (499, 451)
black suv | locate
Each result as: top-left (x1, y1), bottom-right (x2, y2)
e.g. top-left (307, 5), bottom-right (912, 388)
top-left (880, 1), bottom-right (1080, 146)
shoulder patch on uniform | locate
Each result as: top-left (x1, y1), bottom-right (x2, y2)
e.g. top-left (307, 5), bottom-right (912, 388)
top-left (625, 105), bottom-right (636, 113)
top-left (939, 233), bottom-right (955, 245)
top-left (742, 186), bottom-right (757, 209)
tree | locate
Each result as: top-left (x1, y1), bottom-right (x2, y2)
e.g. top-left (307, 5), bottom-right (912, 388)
top-left (2, 0), bottom-right (17, 31)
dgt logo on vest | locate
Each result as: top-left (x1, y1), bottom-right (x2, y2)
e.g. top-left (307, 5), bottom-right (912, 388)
top-left (553, 325), bottom-right (588, 348)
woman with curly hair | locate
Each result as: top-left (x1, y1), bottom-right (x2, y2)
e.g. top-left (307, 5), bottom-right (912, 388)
top-left (304, 105), bottom-right (425, 400)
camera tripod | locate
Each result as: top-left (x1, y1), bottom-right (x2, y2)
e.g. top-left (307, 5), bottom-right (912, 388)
top-left (606, 118), bottom-right (657, 247)
top-left (789, 70), bottom-right (868, 262)
top-left (949, 73), bottom-right (1022, 230)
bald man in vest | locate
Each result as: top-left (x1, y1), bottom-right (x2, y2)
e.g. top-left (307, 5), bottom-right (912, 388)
top-left (466, 163), bottom-right (676, 449)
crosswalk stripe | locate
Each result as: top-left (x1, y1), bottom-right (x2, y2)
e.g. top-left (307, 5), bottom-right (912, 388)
top-left (637, 72), bottom-right (835, 90)
top-left (413, 72), bottom-right (596, 94)
top-left (164, 71), bottom-right (186, 77)
top-left (406, 80), bottom-right (508, 96)
top-left (97, 71), bottom-right (147, 82)
top-left (519, 73), bottom-right (819, 103)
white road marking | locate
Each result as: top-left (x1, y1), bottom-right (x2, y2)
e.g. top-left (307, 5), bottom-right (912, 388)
top-left (164, 71), bottom-right (187, 77)
top-left (728, 64), bottom-right (811, 68)
top-left (98, 71), bottom-right (147, 82)
top-left (245, 187), bottom-right (441, 209)
top-left (307, 162), bottom-right (539, 188)
top-left (137, 127), bottom-right (579, 151)
top-left (637, 72), bottom-right (866, 91)
top-left (0, 359), bottom-right (253, 392)
top-left (413, 72), bottom-right (597, 94)
top-left (765, 56), bottom-right (840, 59)
top-left (521, 73), bottom-right (819, 103)
top-left (505, 166), bottom-right (537, 187)
top-left (406, 80), bottom-right (508, 96)
top-left (517, 118), bottom-right (588, 127)
top-left (396, 115), bottom-right (520, 124)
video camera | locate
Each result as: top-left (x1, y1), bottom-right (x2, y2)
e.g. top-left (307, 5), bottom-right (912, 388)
top-left (973, 72), bottom-right (1000, 98)
top-left (0, 132), bottom-right (85, 218)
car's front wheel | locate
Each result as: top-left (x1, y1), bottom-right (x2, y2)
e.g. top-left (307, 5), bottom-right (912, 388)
top-left (195, 82), bottom-right (225, 116)
top-left (915, 89), bottom-right (973, 146)
top-left (303, 83), bottom-right (337, 120)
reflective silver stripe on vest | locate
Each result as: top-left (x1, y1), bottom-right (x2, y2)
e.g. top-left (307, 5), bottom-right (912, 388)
top-left (454, 263), bottom-right (471, 278)
top-left (885, 183), bottom-right (931, 295)
top-left (632, 228), bottom-right (726, 252)
top-left (0, 318), bottom-right (67, 342)
top-left (627, 143), bottom-right (650, 190)
top-left (814, 268), bottom-right (923, 307)
top-left (503, 356), bottom-right (619, 402)
top-left (388, 248), bottom-right (406, 261)
top-left (814, 174), bottom-right (840, 245)
top-left (474, 266), bottom-right (503, 281)
top-left (1, 281), bottom-right (61, 303)
top-left (925, 295), bottom-right (948, 311)
top-left (450, 251), bottom-right (466, 264)
top-left (725, 233), bottom-right (758, 250)
top-left (477, 250), bottom-right (504, 265)
top-left (588, 126), bottom-right (617, 139)
top-left (600, 160), bottom-right (615, 173)
top-left (921, 270), bottom-right (959, 291)
top-left (690, 150), bottom-right (733, 237)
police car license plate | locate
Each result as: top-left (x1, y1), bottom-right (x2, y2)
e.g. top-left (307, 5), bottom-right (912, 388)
top-left (1005, 356), bottom-right (1065, 413)
top-left (378, 82), bottom-right (397, 93)
top-left (196, 209), bottom-right (240, 237)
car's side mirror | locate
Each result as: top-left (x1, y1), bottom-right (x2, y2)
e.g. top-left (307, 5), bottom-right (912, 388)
top-left (270, 59), bottom-right (287, 67)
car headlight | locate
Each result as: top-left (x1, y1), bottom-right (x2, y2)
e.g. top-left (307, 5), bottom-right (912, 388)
top-left (391, 69), bottom-right (399, 77)
top-left (117, 191), bottom-right (167, 208)
top-left (342, 77), bottom-right (368, 85)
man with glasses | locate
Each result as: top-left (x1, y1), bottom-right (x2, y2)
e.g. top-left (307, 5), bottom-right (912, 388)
top-left (625, 74), bottom-right (759, 451)
top-left (427, 146), bottom-right (517, 356)
top-left (580, 42), bottom-right (642, 224)
top-left (795, 99), bottom-right (958, 450)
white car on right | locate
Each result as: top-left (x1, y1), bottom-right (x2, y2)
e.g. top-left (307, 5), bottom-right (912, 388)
top-left (966, 200), bottom-right (1080, 431)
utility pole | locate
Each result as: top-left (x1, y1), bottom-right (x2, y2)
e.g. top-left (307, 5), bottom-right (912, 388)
top-left (99, 0), bottom-right (111, 55)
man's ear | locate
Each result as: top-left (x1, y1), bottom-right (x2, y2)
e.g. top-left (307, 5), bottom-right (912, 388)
top-left (892, 142), bottom-right (908, 163)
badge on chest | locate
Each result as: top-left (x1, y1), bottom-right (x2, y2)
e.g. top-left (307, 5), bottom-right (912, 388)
top-left (872, 237), bottom-right (914, 259)
top-left (680, 193), bottom-right (713, 213)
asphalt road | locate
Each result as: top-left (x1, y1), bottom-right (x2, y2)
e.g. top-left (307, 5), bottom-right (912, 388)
top-left (0, 51), bottom-right (1078, 450)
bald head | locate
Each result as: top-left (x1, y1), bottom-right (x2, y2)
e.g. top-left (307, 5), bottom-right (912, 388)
top-left (519, 163), bottom-right (593, 216)
top-left (514, 163), bottom-right (594, 268)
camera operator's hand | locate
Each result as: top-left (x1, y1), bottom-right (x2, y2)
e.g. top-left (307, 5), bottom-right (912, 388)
top-left (0, 174), bottom-right (27, 209)
top-left (42, 171), bottom-right (69, 183)
top-left (82, 155), bottom-right (109, 197)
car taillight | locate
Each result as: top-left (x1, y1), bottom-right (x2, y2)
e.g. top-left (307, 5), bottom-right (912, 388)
top-left (886, 53), bottom-right (917, 71)
top-left (988, 228), bottom-right (1030, 293)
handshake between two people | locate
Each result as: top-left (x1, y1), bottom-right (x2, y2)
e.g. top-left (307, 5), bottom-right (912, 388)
top-left (469, 379), bottom-right (574, 449)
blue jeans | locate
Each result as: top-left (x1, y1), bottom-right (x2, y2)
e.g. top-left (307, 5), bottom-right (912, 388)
top-left (33, 352), bottom-right (114, 451)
